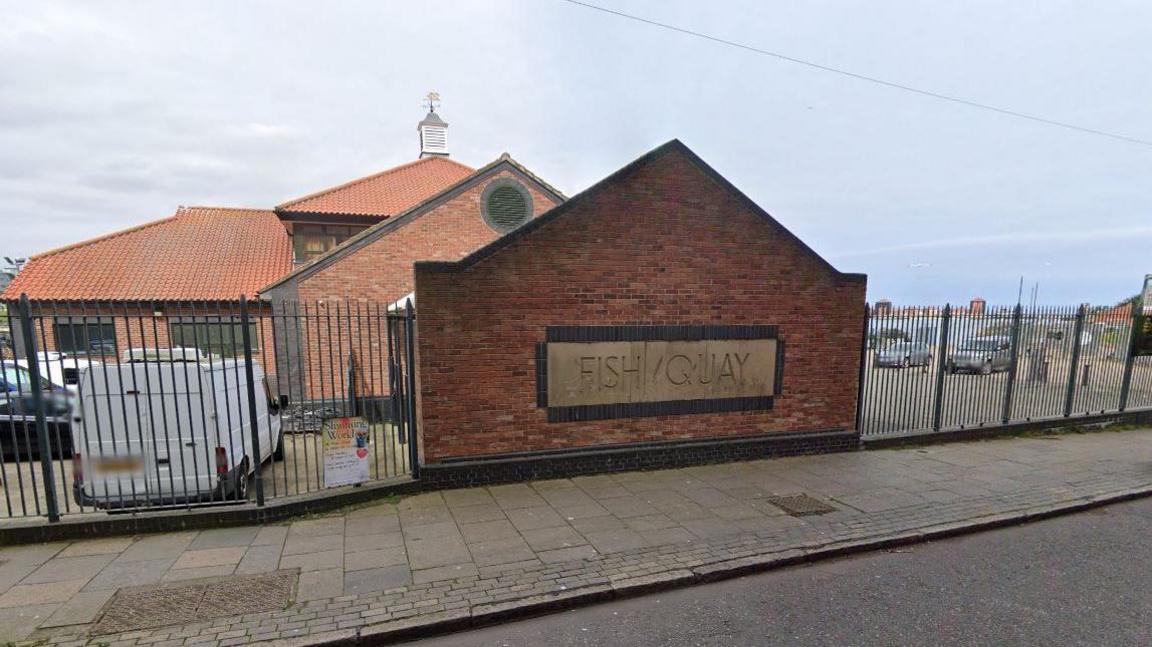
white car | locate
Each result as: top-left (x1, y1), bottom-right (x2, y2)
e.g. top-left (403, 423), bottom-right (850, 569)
top-left (16, 351), bottom-right (102, 394)
top-left (72, 355), bottom-right (283, 509)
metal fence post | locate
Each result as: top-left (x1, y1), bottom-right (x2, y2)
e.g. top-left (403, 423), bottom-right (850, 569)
top-left (1001, 304), bottom-right (1023, 424)
top-left (1119, 299), bottom-right (1141, 411)
top-left (854, 304), bottom-right (870, 436)
top-left (1062, 304), bottom-right (1087, 417)
top-left (404, 299), bottom-right (420, 479)
top-left (931, 304), bottom-right (952, 432)
top-left (17, 294), bottom-right (60, 522)
top-left (239, 295), bottom-right (265, 506)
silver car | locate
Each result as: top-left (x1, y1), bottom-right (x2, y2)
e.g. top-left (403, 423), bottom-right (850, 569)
top-left (875, 342), bottom-right (933, 368)
top-left (946, 338), bottom-right (1012, 374)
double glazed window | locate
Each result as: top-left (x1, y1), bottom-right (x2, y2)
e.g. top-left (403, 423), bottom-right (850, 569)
top-left (53, 318), bottom-right (117, 355)
top-left (169, 320), bottom-right (260, 357)
top-left (292, 224), bottom-right (366, 262)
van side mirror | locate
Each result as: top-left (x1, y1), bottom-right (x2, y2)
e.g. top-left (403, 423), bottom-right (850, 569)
top-left (278, 394), bottom-right (290, 409)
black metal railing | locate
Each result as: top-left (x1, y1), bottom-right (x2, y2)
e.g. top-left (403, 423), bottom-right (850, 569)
top-left (0, 295), bottom-right (418, 520)
top-left (860, 301), bottom-right (1152, 437)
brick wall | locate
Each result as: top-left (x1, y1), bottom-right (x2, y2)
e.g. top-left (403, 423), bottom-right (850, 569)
top-left (297, 170), bottom-right (558, 303)
top-left (414, 144), bottom-right (867, 464)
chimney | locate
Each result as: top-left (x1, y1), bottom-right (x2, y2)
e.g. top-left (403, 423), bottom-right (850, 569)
top-left (969, 297), bottom-right (986, 316)
top-left (418, 91), bottom-right (449, 158)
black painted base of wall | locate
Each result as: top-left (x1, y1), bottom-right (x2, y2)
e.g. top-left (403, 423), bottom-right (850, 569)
top-left (419, 430), bottom-right (862, 489)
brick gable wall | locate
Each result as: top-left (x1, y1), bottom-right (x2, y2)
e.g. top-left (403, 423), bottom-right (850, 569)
top-left (414, 148), bottom-right (867, 463)
top-left (296, 171), bottom-right (559, 304)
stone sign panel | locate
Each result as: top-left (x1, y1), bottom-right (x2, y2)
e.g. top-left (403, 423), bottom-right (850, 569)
top-left (537, 325), bottom-right (783, 421)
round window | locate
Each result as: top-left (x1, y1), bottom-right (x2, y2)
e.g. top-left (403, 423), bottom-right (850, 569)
top-left (481, 180), bottom-right (533, 233)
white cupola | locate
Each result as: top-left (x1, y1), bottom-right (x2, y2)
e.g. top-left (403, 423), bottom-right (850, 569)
top-left (418, 92), bottom-right (449, 158)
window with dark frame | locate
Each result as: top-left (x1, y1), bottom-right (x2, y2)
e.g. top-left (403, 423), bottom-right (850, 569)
top-left (169, 320), bottom-right (260, 357)
top-left (53, 319), bottom-right (117, 356)
top-left (292, 224), bottom-right (367, 262)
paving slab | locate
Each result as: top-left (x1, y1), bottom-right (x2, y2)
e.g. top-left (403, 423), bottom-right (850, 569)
top-left (0, 578), bottom-right (87, 607)
top-left (0, 602), bottom-right (60, 640)
top-left (57, 537), bottom-right (136, 558)
top-left (343, 565), bottom-right (410, 595)
top-left (449, 503), bottom-right (508, 525)
top-left (187, 527), bottom-right (260, 550)
top-left (251, 525), bottom-right (289, 546)
top-left (519, 526), bottom-right (588, 552)
top-left (116, 533), bottom-right (195, 562)
top-left (170, 547), bottom-right (246, 570)
top-left (22, 554), bottom-right (116, 585)
top-left (279, 549), bottom-right (343, 572)
top-left (344, 532), bottom-right (404, 554)
top-left (236, 544), bottom-right (284, 575)
top-left (288, 517), bottom-right (345, 538)
top-left (344, 546), bottom-right (407, 571)
top-left (282, 532), bottom-right (344, 556)
top-left (40, 589), bottom-right (115, 629)
top-left (296, 568), bottom-right (343, 602)
top-left (82, 557), bottom-right (175, 592)
top-left (466, 537), bottom-right (536, 567)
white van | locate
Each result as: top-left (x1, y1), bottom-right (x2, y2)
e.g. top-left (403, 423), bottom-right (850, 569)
top-left (71, 356), bottom-right (283, 508)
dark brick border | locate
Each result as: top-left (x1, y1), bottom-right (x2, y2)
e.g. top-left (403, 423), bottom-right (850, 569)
top-left (419, 429), bottom-right (861, 489)
top-left (536, 324), bottom-right (785, 422)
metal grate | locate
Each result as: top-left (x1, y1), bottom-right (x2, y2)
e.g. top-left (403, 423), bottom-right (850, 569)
top-left (91, 570), bottom-right (297, 635)
top-left (765, 494), bottom-right (837, 517)
top-left (485, 185), bottom-right (529, 230)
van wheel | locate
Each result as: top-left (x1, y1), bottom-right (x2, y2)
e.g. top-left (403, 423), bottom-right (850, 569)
top-left (232, 457), bottom-right (250, 500)
top-left (272, 432), bottom-right (285, 462)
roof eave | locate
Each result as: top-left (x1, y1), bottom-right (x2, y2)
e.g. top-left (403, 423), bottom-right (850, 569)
top-left (259, 157), bottom-right (567, 294)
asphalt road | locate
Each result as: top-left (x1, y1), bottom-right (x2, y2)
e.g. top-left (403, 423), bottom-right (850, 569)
top-left (411, 498), bottom-right (1152, 647)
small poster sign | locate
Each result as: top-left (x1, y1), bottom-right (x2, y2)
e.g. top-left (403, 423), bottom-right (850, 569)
top-left (322, 417), bottom-right (371, 488)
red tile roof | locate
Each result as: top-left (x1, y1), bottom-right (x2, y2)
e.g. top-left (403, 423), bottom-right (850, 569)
top-left (277, 156), bottom-right (475, 217)
top-left (2, 207), bottom-right (292, 301)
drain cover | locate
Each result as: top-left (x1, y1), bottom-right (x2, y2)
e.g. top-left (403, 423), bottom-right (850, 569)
top-left (765, 494), bottom-right (837, 516)
top-left (92, 570), bottom-right (296, 635)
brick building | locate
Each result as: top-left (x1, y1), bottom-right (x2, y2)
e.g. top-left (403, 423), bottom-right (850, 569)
top-left (2, 107), bottom-right (562, 375)
top-left (413, 140), bottom-right (867, 483)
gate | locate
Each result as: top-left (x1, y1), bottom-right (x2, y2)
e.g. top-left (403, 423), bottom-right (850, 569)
top-left (0, 295), bottom-right (419, 521)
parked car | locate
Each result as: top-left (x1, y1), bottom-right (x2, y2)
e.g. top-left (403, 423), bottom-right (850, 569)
top-left (72, 356), bottom-right (284, 508)
top-left (16, 351), bottom-right (102, 394)
top-left (1, 360), bottom-right (73, 460)
top-left (875, 342), bottom-right (934, 368)
top-left (946, 337), bottom-right (1013, 374)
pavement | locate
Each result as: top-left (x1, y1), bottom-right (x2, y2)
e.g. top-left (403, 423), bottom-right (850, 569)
top-left (2, 427), bottom-right (1151, 645)
top-left (412, 496), bottom-right (1152, 647)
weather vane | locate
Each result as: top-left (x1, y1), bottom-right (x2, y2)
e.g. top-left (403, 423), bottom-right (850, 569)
top-left (424, 91), bottom-right (441, 113)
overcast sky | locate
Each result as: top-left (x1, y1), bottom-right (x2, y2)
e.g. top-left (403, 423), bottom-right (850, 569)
top-left (2, 1), bottom-right (1150, 305)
